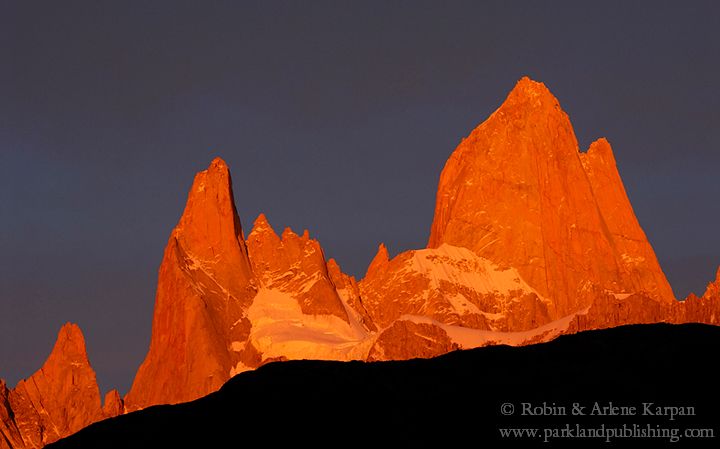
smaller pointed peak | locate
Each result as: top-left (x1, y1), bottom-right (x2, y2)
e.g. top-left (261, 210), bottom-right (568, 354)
top-left (250, 213), bottom-right (276, 235)
top-left (57, 322), bottom-right (86, 348)
top-left (699, 266), bottom-right (720, 300)
top-left (585, 137), bottom-right (617, 165)
top-left (326, 258), bottom-right (358, 289)
top-left (103, 389), bottom-right (124, 417)
top-left (43, 322), bottom-right (90, 369)
top-left (281, 226), bottom-right (300, 242)
top-left (327, 257), bottom-right (340, 271)
top-left (254, 212), bottom-right (269, 226)
top-left (376, 243), bottom-right (389, 260)
top-left (301, 229), bottom-right (310, 240)
top-left (326, 258), bottom-right (342, 282)
top-left (365, 243), bottom-right (390, 278)
top-left (248, 214), bottom-right (280, 246)
top-left (590, 137), bottom-right (611, 147)
top-left (587, 137), bottom-right (612, 153)
top-left (209, 156), bottom-right (229, 171)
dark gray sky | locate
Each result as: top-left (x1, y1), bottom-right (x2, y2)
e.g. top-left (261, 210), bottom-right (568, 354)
top-left (1, 1), bottom-right (718, 395)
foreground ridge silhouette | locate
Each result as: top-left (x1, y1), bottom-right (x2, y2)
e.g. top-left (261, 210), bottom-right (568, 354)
top-left (51, 324), bottom-right (720, 448)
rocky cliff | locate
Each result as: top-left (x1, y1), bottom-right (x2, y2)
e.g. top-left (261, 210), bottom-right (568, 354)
top-left (0, 324), bottom-right (120, 449)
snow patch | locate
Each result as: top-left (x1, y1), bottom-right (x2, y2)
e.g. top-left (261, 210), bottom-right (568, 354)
top-left (182, 251), bottom-right (231, 298)
top-left (399, 307), bottom-right (589, 348)
top-left (247, 288), bottom-right (373, 361)
top-left (406, 244), bottom-right (542, 298)
top-left (297, 272), bottom-right (325, 293)
top-left (445, 293), bottom-right (483, 315)
top-left (229, 362), bottom-right (252, 377)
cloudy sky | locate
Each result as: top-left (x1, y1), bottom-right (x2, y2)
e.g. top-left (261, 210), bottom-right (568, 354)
top-left (1, 1), bottom-right (718, 393)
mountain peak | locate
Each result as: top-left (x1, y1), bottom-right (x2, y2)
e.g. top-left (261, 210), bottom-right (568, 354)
top-left (428, 76), bottom-right (675, 314)
top-left (365, 243), bottom-right (389, 279)
top-left (172, 158), bottom-right (253, 280)
top-left (505, 76), bottom-right (558, 106)
top-left (281, 226), bottom-right (297, 240)
top-left (182, 157), bottom-right (232, 205)
top-left (249, 213), bottom-right (278, 238)
top-left (175, 158), bottom-right (239, 239)
top-left (126, 158), bottom-right (257, 410)
top-left (513, 75), bottom-right (550, 92)
top-left (374, 243), bottom-right (389, 262)
top-left (7, 323), bottom-right (106, 447)
top-left (586, 137), bottom-right (615, 161)
top-left (181, 158), bottom-right (233, 211)
top-left (326, 258), bottom-right (341, 276)
top-left (581, 138), bottom-right (618, 179)
top-left (209, 156), bottom-right (228, 170)
top-left (703, 267), bottom-right (720, 299)
top-left (46, 322), bottom-right (89, 366)
top-left (59, 321), bottom-right (84, 340)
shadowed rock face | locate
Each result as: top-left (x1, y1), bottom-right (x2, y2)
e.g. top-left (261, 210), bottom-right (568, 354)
top-left (1, 380), bottom-right (23, 449)
top-left (0, 324), bottom-right (121, 449)
top-left (367, 320), bottom-right (458, 361)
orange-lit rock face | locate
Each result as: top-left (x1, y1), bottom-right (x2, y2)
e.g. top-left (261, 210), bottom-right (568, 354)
top-left (242, 215), bottom-right (374, 365)
top-left (102, 390), bottom-right (124, 418)
top-left (367, 320), bottom-right (458, 361)
top-left (125, 159), bottom-right (374, 411)
top-left (704, 268), bottom-right (720, 301)
top-left (0, 324), bottom-right (119, 449)
top-left (1, 380), bottom-right (23, 449)
top-left (326, 258), bottom-right (376, 332)
top-left (579, 138), bottom-right (675, 303)
top-left (427, 77), bottom-right (675, 322)
top-left (675, 268), bottom-right (720, 324)
top-left (246, 214), bottom-right (349, 321)
top-left (125, 158), bottom-right (259, 410)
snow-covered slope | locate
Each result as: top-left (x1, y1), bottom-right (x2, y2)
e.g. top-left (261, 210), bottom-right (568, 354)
top-left (242, 288), bottom-right (372, 369)
top-left (360, 243), bottom-right (552, 332)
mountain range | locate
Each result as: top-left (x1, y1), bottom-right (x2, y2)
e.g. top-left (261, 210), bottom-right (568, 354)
top-left (2, 77), bottom-right (718, 448)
